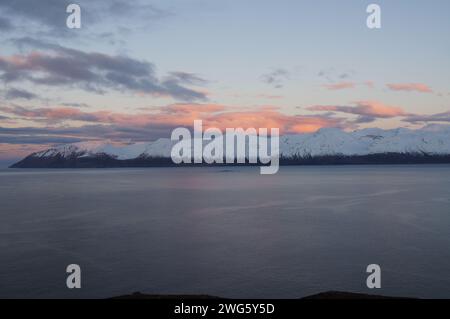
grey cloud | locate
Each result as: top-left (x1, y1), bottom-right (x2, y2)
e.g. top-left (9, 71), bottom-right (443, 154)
top-left (261, 69), bottom-right (289, 88)
top-left (0, 134), bottom-right (83, 145)
top-left (1, 39), bottom-right (207, 102)
top-left (0, 0), bottom-right (71, 33)
top-left (168, 72), bottom-right (208, 86)
top-left (0, 104), bottom-right (180, 140)
top-left (317, 69), bottom-right (334, 82)
top-left (0, 105), bottom-right (102, 123)
top-left (0, 122), bottom-right (177, 145)
top-left (0, 0), bottom-right (169, 36)
top-left (0, 16), bottom-right (12, 30)
top-left (354, 115), bottom-right (376, 123)
top-left (3, 88), bottom-right (38, 100)
top-left (318, 68), bottom-right (355, 82)
top-left (160, 78), bottom-right (207, 101)
top-left (61, 102), bottom-right (90, 108)
top-left (404, 111), bottom-right (450, 123)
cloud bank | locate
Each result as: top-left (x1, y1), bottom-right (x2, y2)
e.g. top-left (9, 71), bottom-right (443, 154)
top-left (0, 40), bottom-right (207, 101)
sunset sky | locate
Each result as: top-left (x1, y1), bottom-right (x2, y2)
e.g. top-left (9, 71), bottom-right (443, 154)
top-left (0, 0), bottom-right (449, 165)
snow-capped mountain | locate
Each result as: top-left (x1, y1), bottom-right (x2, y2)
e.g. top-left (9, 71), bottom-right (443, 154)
top-left (33, 139), bottom-right (174, 160)
top-left (280, 126), bottom-right (450, 157)
top-left (11, 125), bottom-right (450, 168)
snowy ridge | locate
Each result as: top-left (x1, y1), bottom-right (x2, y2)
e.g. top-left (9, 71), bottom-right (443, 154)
top-left (34, 140), bottom-right (174, 160)
top-left (31, 125), bottom-right (450, 160)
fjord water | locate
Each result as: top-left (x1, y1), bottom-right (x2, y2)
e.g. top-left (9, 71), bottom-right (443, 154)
top-left (1, 166), bottom-right (450, 298)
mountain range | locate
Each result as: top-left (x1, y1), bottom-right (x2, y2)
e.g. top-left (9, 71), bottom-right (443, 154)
top-left (10, 125), bottom-right (450, 168)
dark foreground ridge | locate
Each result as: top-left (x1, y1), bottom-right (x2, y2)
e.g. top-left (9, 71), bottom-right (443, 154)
top-left (10, 153), bottom-right (450, 168)
top-left (111, 291), bottom-right (413, 300)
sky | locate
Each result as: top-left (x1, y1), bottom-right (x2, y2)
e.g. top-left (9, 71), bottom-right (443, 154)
top-left (0, 0), bottom-right (449, 165)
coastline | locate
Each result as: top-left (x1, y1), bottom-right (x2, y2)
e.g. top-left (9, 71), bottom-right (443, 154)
top-left (10, 153), bottom-right (450, 168)
top-left (111, 291), bottom-right (414, 300)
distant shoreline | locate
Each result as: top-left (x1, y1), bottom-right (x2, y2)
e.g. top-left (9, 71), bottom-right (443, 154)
top-left (111, 291), bottom-right (414, 300)
top-left (10, 153), bottom-right (450, 168)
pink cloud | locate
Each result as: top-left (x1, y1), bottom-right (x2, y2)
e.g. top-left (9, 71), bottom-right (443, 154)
top-left (323, 82), bottom-right (356, 90)
top-left (387, 83), bottom-right (432, 93)
top-left (204, 110), bottom-right (342, 133)
top-left (307, 100), bottom-right (407, 118)
top-left (1, 103), bottom-right (347, 135)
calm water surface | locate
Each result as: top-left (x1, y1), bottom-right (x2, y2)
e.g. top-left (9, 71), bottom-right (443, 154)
top-left (0, 165), bottom-right (450, 298)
